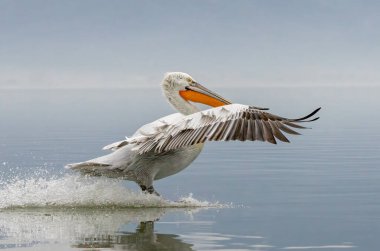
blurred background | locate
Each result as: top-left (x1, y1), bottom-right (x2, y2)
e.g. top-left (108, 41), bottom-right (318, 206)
top-left (0, 0), bottom-right (379, 89)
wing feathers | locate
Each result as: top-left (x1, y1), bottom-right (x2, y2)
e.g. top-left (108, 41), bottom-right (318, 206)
top-left (254, 119), bottom-right (264, 141)
top-left (233, 118), bottom-right (243, 140)
top-left (275, 121), bottom-right (301, 135)
top-left (114, 104), bottom-right (320, 154)
top-left (268, 120), bottom-right (290, 143)
top-left (246, 118), bottom-right (253, 141)
top-left (283, 121), bottom-right (308, 129)
top-left (291, 107), bottom-right (321, 122)
top-left (262, 120), bottom-right (277, 144)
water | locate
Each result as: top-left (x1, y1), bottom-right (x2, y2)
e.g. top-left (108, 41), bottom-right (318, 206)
top-left (0, 87), bottom-right (379, 250)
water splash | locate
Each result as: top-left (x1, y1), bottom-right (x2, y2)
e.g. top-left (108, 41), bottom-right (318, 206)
top-left (0, 174), bottom-right (225, 209)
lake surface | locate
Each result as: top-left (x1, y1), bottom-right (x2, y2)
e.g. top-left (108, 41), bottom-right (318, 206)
top-left (0, 87), bottom-right (379, 250)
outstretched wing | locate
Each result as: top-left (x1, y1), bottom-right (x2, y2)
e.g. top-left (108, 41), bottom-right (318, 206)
top-left (121, 104), bottom-right (320, 154)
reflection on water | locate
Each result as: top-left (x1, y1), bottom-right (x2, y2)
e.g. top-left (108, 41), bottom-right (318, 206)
top-left (0, 207), bottom-right (279, 251)
top-left (0, 208), bottom-right (190, 250)
top-left (0, 208), bottom-right (356, 251)
top-left (73, 221), bottom-right (193, 251)
top-left (0, 208), bottom-right (276, 251)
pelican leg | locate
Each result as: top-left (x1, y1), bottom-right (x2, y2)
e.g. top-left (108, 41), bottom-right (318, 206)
top-left (139, 184), bottom-right (160, 196)
top-left (147, 186), bottom-right (160, 196)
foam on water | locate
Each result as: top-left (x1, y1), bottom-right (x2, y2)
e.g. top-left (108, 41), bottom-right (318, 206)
top-left (0, 174), bottom-right (226, 209)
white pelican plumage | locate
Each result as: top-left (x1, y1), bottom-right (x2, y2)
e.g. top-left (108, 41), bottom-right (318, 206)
top-left (66, 72), bottom-right (320, 195)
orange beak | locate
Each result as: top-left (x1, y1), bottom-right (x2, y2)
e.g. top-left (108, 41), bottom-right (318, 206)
top-left (179, 83), bottom-right (232, 107)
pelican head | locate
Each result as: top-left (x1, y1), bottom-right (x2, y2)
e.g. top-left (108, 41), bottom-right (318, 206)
top-left (162, 72), bottom-right (232, 115)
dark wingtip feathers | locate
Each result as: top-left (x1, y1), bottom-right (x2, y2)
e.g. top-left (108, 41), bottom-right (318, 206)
top-left (291, 107), bottom-right (321, 122)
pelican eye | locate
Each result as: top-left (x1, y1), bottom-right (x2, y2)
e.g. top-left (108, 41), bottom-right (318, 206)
top-left (186, 77), bottom-right (193, 83)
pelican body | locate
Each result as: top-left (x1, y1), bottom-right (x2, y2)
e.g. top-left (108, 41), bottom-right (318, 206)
top-left (66, 72), bottom-right (320, 195)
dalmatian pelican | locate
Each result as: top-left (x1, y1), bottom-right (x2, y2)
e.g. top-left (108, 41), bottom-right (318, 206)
top-left (66, 72), bottom-right (320, 195)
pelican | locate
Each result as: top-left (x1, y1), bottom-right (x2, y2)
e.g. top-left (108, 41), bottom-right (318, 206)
top-left (66, 72), bottom-right (320, 195)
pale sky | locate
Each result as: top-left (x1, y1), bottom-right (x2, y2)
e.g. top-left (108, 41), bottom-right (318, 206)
top-left (1, 0), bottom-right (379, 89)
